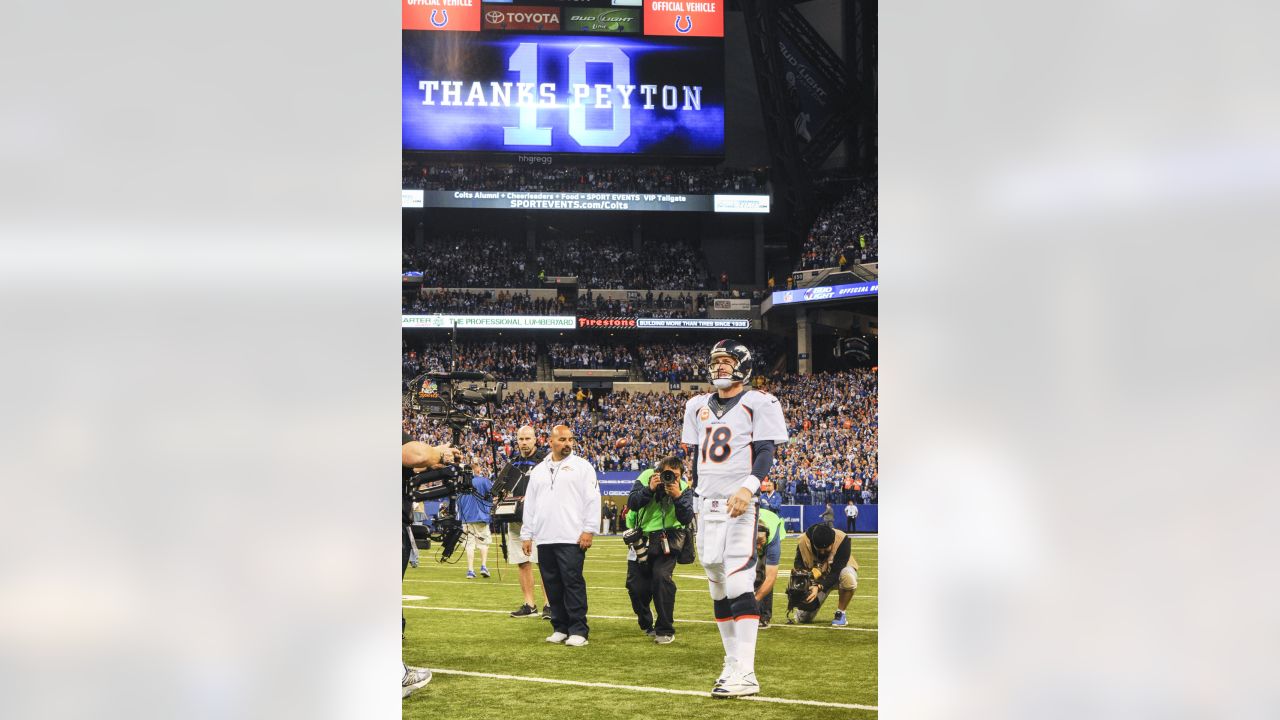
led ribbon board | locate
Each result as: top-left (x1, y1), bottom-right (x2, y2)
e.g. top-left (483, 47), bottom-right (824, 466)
top-left (770, 282), bottom-right (879, 306)
top-left (403, 32), bottom-right (725, 155)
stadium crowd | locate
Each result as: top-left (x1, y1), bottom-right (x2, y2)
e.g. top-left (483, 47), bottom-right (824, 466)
top-left (403, 234), bottom-right (530, 288)
top-left (401, 387), bottom-right (682, 476)
top-left (769, 369), bottom-right (878, 505)
top-left (636, 342), bottom-right (712, 382)
top-left (403, 235), bottom-right (713, 290)
top-left (403, 160), bottom-right (768, 194)
top-left (797, 178), bottom-right (879, 270)
top-left (402, 286), bottom-right (764, 319)
top-left (403, 289), bottom-right (569, 316)
top-left (548, 343), bottom-right (632, 370)
top-left (636, 340), bottom-right (781, 384)
top-left (577, 290), bottom-right (711, 320)
top-left (402, 341), bottom-right (538, 381)
top-left (535, 237), bottom-right (711, 290)
top-left (401, 368), bottom-right (877, 500)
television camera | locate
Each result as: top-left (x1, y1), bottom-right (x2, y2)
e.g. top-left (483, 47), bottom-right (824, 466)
top-left (404, 368), bottom-right (507, 562)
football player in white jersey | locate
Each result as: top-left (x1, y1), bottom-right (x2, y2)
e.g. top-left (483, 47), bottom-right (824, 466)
top-left (682, 339), bottom-right (789, 698)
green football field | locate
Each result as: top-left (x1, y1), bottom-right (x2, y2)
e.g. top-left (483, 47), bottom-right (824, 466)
top-left (403, 532), bottom-right (878, 718)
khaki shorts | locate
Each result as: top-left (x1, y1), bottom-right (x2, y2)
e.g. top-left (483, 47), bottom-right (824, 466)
top-left (463, 522), bottom-right (492, 549)
top-left (507, 522), bottom-right (538, 564)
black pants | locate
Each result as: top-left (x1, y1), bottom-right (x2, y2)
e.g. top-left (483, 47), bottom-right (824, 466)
top-left (538, 543), bottom-right (589, 638)
top-left (753, 562), bottom-right (774, 624)
top-left (626, 552), bottom-right (678, 636)
top-left (402, 524), bottom-right (411, 634)
top-left (846, 516), bottom-right (856, 532)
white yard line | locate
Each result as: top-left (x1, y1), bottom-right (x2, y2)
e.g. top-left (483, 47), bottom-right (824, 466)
top-left (423, 668), bottom-right (878, 711)
top-left (404, 578), bottom-right (877, 598)
top-left (402, 604), bottom-right (878, 633)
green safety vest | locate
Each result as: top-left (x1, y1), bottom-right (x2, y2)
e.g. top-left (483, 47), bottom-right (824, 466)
top-left (625, 468), bottom-right (689, 533)
top-left (757, 507), bottom-right (786, 544)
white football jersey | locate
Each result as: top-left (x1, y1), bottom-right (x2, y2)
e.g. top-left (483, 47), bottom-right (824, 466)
top-left (682, 389), bottom-right (789, 498)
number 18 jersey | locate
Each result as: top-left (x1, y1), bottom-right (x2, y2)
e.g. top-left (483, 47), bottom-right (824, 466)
top-left (681, 389), bottom-right (789, 499)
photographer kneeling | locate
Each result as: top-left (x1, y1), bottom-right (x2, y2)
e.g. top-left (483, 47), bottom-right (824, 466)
top-left (787, 523), bottom-right (859, 627)
top-left (624, 455), bottom-right (695, 645)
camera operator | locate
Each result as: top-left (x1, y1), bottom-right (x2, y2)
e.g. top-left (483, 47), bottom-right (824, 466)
top-left (624, 456), bottom-right (694, 645)
top-left (457, 462), bottom-right (494, 579)
top-left (789, 523), bottom-right (859, 627)
top-left (491, 425), bottom-right (550, 618)
top-left (401, 432), bottom-right (462, 697)
top-left (753, 507), bottom-right (786, 629)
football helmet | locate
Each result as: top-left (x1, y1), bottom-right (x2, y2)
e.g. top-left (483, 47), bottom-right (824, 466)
top-left (708, 340), bottom-right (752, 389)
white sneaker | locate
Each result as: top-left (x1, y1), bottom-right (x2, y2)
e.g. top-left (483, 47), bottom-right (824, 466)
top-left (564, 634), bottom-right (589, 647)
top-left (546, 631), bottom-right (568, 644)
top-left (714, 657), bottom-right (737, 688)
top-left (402, 666), bottom-right (432, 698)
top-left (712, 671), bottom-right (759, 698)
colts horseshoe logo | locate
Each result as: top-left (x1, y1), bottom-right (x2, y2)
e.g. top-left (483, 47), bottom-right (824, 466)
top-left (430, 9), bottom-right (448, 27)
top-left (674, 14), bottom-right (693, 33)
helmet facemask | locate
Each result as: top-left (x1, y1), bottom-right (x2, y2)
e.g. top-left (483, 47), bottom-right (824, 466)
top-left (708, 341), bottom-right (753, 389)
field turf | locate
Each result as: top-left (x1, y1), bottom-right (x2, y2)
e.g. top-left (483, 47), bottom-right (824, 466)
top-left (403, 532), bottom-right (877, 718)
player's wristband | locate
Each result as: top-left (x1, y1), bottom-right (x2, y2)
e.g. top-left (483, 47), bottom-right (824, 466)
top-left (738, 475), bottom-right (761, 495)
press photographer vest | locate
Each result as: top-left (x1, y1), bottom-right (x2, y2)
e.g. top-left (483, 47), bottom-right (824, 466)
top-left (758, 507), bottom-right (785, 545)
top-left (796, 530), bottom-right (859, 577)
top-left (626, 468), bottom-right (689, 533)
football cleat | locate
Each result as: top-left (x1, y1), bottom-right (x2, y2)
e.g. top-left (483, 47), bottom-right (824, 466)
top-left (402, 666), bottom-right (432, 698)
top-left (712, 671), bottom-right (759, 699)
top-left (715, 657), bottom-right (736, 688)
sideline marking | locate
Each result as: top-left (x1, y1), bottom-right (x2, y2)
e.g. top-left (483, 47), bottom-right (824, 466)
top-left (404, 578), bottom-right (877, 599)
top-left (423, 667), bottom-right (878, 711)
top-left (402, 605), bottom-right (878, 632)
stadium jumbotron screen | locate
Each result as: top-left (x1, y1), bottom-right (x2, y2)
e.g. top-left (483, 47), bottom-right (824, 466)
top-left (402, 30), bottom-right (725, 156)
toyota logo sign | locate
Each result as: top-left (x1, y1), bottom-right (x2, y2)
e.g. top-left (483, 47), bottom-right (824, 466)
top-left (481, 6), bottom-right (561, 30)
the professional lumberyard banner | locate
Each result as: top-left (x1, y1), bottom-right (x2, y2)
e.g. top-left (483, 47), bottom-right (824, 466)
top-left (403, 31), bottom-right (725, 155)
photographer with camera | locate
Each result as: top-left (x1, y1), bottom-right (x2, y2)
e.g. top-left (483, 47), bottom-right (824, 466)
top-left (753, 507), bottom-right (786, 629)
top-left (491, 425), bottom-right (550, 618)
top-left (520, 425), bottom-right (600, 647)
top-left (401, 432), bottom-right (462, 697)
top-left (786, 523), bottom-right (859, 627)
top-left (624, 456), bottom-right (695, 645)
